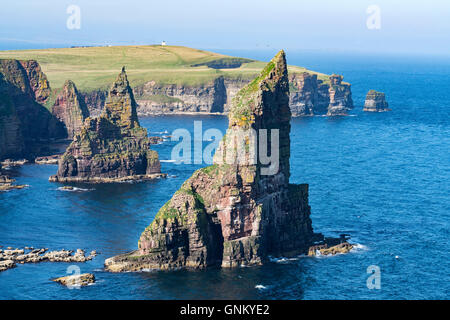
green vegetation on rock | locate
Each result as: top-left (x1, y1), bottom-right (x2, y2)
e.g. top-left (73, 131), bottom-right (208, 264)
top-left (0, 45), bottom-right (330, 93)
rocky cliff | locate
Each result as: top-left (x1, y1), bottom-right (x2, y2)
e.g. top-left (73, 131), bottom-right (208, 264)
top-left (49, 67), bottom-right (163, 183)
top-left (82, 72), bottom-right (353, 117)
top-left (364, 90), bottom-right (390, 112)
top-left (105, 51), bottom-right (327, 272)
top-left (0, 59), bottom-right (66, 160)
top-left (52, 80), bottom-right (90, 139)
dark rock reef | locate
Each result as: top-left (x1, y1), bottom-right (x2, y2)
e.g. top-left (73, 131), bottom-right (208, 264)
top-left (0, 163), bottom-right (27, 191)
top-left (364, 90), bottom-right (390, 112)
top-left (49, 67), bottom-right (163, 183)
top-left (52, 80), bottom-right (90, 139)
top-left (105, 51), bottom-right (352, 272)
top-left (0, 59), bottom-right (66, 160)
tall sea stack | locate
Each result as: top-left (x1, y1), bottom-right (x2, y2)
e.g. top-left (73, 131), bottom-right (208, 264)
top-left (49, 67), bottom-right (162, 183)
top-left (105, 51), bottom-right (325, 272)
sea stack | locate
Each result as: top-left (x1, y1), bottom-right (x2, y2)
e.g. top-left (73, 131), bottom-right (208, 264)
top-left (105, 51), bottom-right (327, 272)
top-left (52, 80), bottom-right (89, 139)
top-left (49, 67), bottom-right (163, 183)
top-left (364, 90), bottom-right (390, 112)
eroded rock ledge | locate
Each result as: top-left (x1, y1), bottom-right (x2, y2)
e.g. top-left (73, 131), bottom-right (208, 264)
top-left (49, 67), bottom-right (162, 183)
top-left (105, 51), bottom-right (353, 273)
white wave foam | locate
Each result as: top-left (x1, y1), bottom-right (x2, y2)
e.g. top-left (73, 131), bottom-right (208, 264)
top-left (268, 256), bottom-right (299, 263)
top-left (351, 243), bottom-right (368, 252)
top-left (58, 187), bottom-right (93, 192)
top-left (255, 284), bottom-right (267, 290)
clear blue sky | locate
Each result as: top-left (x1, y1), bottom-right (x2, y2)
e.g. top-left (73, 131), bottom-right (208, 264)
top-left (1, 0), bottom-right (449, 55)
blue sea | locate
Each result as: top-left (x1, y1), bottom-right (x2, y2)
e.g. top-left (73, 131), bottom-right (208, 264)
top-left (0, 51), bottom-right (449, 299)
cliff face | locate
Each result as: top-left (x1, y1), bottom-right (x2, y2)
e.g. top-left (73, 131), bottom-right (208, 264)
top-left (52, 80), bottom-right (90, 139)
top-left (83, 72), bottom-right (353, 117)
top-left (364, 90), bottom-right (390, 112)
top-left (105, 51), bottom-right (322, 272)
top-left (0, 59), bottom-right (66, 160)
top-left (50, 67), bottom-right (162, 183)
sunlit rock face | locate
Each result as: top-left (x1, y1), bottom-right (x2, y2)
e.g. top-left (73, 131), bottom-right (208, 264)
top-left (364, 90), bottom-right (390, 112)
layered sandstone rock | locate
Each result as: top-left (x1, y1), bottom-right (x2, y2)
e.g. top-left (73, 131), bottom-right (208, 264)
top-left (364, 90), bottom-right (390, 112)
top-left (83, 72), bottom-right (353, 117)
top-left (49, 67), bottom-right (162, 183)
top-left (105, 51), bottom-right (327, 272)
top-left (52, 80), bottom-right (90, 139)
top-left (0, 59), bottom-right (66, 160)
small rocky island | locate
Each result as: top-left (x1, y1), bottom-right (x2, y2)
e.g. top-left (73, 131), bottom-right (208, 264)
top-left (105, 51), bottom-right (352, 272)
top-left (0, 163), bottom-right (27, 191)
top-left (364, 90), bottom-right (390, 112)
top-left (49, 67), bottom-right (163, 183)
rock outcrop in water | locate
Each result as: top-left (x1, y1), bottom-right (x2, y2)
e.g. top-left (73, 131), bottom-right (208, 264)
top-left (0, 59), bottom-right (66, 160)
top-left (105, 51), bottom-right (334, 272)
top-left (0, 163), bottom-right (27, 191)
top-left (364, 90), bottom-right (390, 112)
top-left (52, 80), bottom-right (90, 139)
top-left (0, 247), bottom-right (98, 272)
top-left (49, 67), bottom-right (163, 183)
top-left (289, 73), bottom-right (353, 116)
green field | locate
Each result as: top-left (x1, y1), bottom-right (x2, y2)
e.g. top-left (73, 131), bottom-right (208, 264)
top-left (0, 45), bottom-right (330, 92)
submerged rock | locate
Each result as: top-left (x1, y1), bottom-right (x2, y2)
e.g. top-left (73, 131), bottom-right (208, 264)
top-left (364, 90), bottom-right (390, 112)
top-left (52, 80), bottom-right (90, 139)
top-left (53, 273), bottom-right (95, 287)
top-left (105, 51), bottom-right (330, 272)
top-left (49, 67), bottom-right (163, 183)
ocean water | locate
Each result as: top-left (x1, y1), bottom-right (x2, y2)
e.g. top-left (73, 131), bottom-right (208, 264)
top-left (0, 52), bottom-right (449, 300)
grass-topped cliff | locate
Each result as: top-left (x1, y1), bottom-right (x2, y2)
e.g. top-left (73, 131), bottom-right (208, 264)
top-left (0, 45), bottom-right (331, 92)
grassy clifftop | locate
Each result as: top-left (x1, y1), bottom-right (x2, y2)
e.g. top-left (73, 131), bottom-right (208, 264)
top-left (0, 45), bottom-right (330, 92)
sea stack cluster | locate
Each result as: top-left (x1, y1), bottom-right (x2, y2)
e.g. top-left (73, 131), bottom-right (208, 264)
top-left (50, 67), bottom-right (163, 183)
top-left (104, 51), bottom-right (348, 272)
top-left (364, 90), bottom-right (390, 112)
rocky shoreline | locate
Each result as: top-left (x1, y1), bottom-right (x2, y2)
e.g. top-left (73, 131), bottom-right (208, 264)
top-left (0, 247), bottom-right (98, 272)
top-left (49, 173), bottom-right (167, 183)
